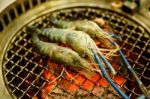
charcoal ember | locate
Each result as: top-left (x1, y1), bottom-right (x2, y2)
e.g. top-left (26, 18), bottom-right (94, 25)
top-left (75, 86), bottom-right (121, 98)
top-left (52, 87), bottom-right (63, 94)
top-left (76, 95), bottom-right (98, 99)
top-left (92, 86), bottom-right (105, 96)
top-left (76, 88), bottom-right (89, 96)
top-left (58, 92), bottom-right (72, 99)
top-left (92, 86), bottom-right (120, 99)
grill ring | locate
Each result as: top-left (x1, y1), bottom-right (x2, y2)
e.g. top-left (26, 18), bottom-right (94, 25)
top-left (1, 4), bottom-right (150, 99)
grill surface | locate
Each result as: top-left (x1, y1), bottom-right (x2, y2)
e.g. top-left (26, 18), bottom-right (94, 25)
top-left (2, 6), bottom-right (150, 99)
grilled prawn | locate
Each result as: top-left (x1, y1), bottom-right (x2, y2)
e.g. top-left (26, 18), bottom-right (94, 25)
top-left (27, 27), bottom-right (116, 75)
top-left (28, 27), bottom-right (99, 63)
top-left (27, 28), bottom-right (96, 78)
top-left (50, 17), bottom-right (115, 49)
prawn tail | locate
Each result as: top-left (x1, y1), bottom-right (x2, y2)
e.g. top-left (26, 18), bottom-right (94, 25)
top-left (26, 26), bottom-right (41, 43)
top-left (50, 16), bottom-right (63, 27)
top-left (32, 31), bottom-right (40, 43)
top-left (50, 16), bottom-right (72, 28)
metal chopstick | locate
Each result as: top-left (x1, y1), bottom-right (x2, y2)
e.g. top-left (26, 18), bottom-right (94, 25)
top-left (109, 39), bottom-right (149, 96)
top-left (93, 49), bottom-right (129, 99)
top-left (98, 52), bottom-right (116, 75)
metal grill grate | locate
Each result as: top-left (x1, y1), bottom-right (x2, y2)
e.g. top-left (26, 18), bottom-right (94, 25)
top-left (2, 7), bottom-right (150, 99)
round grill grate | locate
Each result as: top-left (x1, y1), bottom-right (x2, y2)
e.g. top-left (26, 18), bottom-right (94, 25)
top-left (2, 7), bottom-right (150, 99)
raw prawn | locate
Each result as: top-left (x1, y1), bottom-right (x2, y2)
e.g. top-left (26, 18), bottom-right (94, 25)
top-left (27, 28), bottom-right (96, 78)
top-left (50, 17), bottom-right (117, 49)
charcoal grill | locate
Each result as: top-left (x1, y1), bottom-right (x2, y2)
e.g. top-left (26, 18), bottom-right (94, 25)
top-left (0, 0), bottom-right (150, 99)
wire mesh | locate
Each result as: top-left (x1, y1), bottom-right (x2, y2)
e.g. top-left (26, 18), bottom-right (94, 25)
top-left (2, 7), bottom-right (150, 99)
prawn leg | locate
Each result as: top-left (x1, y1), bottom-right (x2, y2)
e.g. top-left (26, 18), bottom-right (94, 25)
top-left (49, 67), bottom-right (65, 84)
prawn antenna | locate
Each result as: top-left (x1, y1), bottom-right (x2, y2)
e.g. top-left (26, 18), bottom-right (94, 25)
top-left (50, 16), bottom-right (64, 27)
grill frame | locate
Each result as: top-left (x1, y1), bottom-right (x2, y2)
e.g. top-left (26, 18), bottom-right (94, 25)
top-left (0, 1), bottom-right (150, 99)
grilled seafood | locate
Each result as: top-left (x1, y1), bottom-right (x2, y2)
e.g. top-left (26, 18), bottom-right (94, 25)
top-left (27, 28), bottom-right (97, 78)
top-left (27, 26), bottom-right (116, 74)
top-left (50, 17), bottom-right (116, 49)
top-left (28, 27), bottom-right (99, 62)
